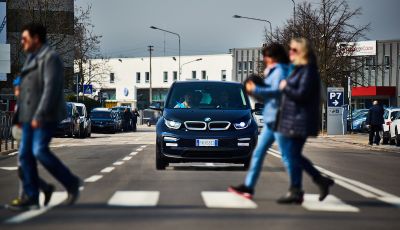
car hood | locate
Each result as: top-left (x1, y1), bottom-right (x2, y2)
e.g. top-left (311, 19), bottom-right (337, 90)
top-left (163, 109), bottom-right (251, 123)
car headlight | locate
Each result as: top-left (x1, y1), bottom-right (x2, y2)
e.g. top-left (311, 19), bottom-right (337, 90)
top-left (233, 119), bottom-right (251, 130)
top-left (164, 119), bottom-right (182, 129)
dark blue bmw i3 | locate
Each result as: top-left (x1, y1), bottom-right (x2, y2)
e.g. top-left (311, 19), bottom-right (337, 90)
top-left (154, 81), bottom-right (258, 170)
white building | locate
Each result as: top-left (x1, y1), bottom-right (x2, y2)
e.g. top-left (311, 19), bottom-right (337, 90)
top-left (88, 54), bottom-right (233, 109)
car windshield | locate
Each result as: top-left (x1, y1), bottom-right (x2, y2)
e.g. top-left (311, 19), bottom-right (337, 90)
top-left (76, 106), bottom-right (84, 116)
top-left (66, 104), bottom-right (73, 116)
top-left (91, 111), bottom-right (112, 119)
top-left (166, 83), bottom-right (249, 110)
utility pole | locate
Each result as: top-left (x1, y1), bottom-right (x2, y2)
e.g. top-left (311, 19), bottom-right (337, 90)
top-left (148, 45), bottom-right (154, 105)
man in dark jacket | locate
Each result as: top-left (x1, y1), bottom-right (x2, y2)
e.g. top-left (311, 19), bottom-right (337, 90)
top-left (366, 100), bottom-right (385, 145)
top-left (7, 23), bottom-right (81, 211)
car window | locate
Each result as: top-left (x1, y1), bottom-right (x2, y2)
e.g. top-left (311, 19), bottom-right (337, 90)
top-left (383, 110), bottom-right (389, 119)
top-left (166, 83), bottom-right (249, 110)
top-left (91, 112), bottom-right (111, 119)
top-left (66, 104), bottom-right (73, 116)
top-left (76, 106), bottom-right (84, 116)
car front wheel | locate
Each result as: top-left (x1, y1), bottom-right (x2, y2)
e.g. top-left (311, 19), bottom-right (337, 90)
top-left (156, 143), bottom-right (167, 170)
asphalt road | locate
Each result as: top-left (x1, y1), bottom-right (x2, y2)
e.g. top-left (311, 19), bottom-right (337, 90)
top-left (0, 126), bottom-right (399, 230)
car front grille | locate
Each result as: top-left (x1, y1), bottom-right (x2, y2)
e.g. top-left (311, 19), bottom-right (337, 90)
top-left (208, 121), bottom-right (231, 130)
top-left (184, 121), bottom-right (207, 130)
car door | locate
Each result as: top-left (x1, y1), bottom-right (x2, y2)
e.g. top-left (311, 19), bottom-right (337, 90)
top-left (389, 111), bottom-right (399, 138)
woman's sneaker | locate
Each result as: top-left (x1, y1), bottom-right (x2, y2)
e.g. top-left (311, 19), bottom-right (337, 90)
top-left (5, 197), bottom-right (39, 211)
top-left (228, 184), bottom-right (254, 199)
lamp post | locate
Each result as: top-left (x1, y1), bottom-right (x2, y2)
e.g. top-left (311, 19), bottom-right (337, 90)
top-left (150, 26), bottom-right (181, 79)
top-left (180, 58), bottom-right (202, 79)
top-left (233, 15), bottom-right (273, 39)
top-left (148, 45), bottom-right (154, 105)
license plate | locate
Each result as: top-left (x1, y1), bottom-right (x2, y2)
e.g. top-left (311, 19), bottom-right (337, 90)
top-left (196, 139), bottom-right (218, 147)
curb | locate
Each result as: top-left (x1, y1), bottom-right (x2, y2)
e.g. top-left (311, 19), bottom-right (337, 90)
top-left (323, 136), bottom-right (399, 154)
top-left (0, 149), bottom-right (17, 156)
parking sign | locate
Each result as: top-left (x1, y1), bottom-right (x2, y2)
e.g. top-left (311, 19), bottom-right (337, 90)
top-left (327, 87), bottom-right (344, 107)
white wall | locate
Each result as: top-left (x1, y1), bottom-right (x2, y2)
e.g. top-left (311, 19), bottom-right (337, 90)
top-left (88, 54), bottom-right (233, 103)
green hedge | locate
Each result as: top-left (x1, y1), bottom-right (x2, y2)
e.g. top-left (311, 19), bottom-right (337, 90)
top-left (65, 94), bottom-right (102, 113)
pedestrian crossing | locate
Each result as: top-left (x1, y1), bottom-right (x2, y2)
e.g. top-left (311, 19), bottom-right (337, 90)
top-left (102, 190), bottom-right (359, 212)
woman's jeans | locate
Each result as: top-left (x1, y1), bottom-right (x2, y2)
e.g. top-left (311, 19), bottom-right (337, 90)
top-left (245, 124), bottom-right (290, 189)
top-left (19, 122), bottom-right (78, 201)
top-left (278, 135), bottom-right (322, 189)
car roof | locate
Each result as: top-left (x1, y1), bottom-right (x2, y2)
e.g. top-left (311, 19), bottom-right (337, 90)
top-left (72, 102), bottom-right (85, 107)
top-left (92, 108), bottom-right (111, 112)
top-left (385, 107), bottom-right (400, 112)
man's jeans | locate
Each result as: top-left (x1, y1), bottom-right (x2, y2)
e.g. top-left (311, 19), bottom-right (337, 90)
top-left (245, 125), bottom-right (290, 189)
top-left (278, 135), bottom-right (322, 189)
top-left (19, 122), bottom-right (78, 201)
top-left (369, 125), bottom-right (381, 144)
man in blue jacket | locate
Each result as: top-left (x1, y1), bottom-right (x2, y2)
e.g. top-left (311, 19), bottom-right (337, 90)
top-left (366, 100), bottom-right (385, 145)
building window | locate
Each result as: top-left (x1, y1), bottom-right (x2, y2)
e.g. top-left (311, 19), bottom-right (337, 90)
top-left (398, 55), bottom-right (400, 69)
top-left (145, 72), bottom-right (149, 83)
top-left (173, 71), bottom-right (178, 81)
top-left (238, 62), bottom-right (242, 72)
top-left (192, 71), bottom-right (196, 79)
top-left (249, 61), bottom-right (253, 72)
top-left (163, 71), bottom-right (168, 83)
top-left (243, 62), bottom-right (248, 71)
top-left (384, 56), bottom-right (390, 68)
top-left (221, 70), bottom-right (226, 81)
top-left (136, 72), bottom-right (141, 83)
top-left (110, 73), bottom-right (115, 83)
top-left (201, 70), bottom-right (207, 80)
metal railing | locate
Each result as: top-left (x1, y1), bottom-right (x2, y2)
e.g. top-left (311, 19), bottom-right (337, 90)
top-left (0, 111), bottom-right (16, 153)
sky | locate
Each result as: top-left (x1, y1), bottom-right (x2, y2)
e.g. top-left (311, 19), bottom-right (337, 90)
top-left (76, 0), bottom-right (400, 58)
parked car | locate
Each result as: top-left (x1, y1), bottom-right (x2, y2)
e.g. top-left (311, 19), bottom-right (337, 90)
top-left (154, 81), bottom-right (258, 170)
top-left (90, 108), bottom-right (119, 133)
top-left (382, 107), bottom-right (400, 144)
top-left (142, 108), bottom-right (161, 127)
top-left (55, 102), bottom-right (80, 137)
top-left (388, 111), bottom-right (400, 146)
top-left (351, 111), bottom-right (368, 132)
top-left (73, 103), bottom-right (91, 138)
top-left (252, 103), bottom-right (264, 133)
top-left (112, 106), bottom-right (133, 131)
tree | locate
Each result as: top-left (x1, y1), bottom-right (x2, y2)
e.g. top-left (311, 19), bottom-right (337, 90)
top-left (265, 0), bottom-right (370, 87)
top-left (74, 4), bottom-right (110, 96)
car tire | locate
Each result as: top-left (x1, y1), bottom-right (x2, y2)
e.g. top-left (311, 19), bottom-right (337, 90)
top-left (147, 121), bottom-right (151, 127)
top-left (382, 135), bottom-right (389, 145)
top-left (395, 129), bottom-right (400, 147)
top-left (67, 126), bottom-right (73, 138)
top-left (156, 143), bottom-right (167, 170)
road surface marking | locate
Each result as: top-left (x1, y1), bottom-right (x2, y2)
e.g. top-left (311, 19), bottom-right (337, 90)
top-left (108, 191), bottom-right (160, 207)
top-left (129, 152), bottom-right (138, 156)
top-left (302, 194), bottom-right (359, 212)
top-left (122, 156), bottom-right (132, 161)
top-left (136, 148), bottom-right (143, 151)
top-left (84, 175), bottom-right (103, 182)
top-left (4, 192), bottom-right (67, 224)
top-left (0, 167), bottom-right (18, 171)
top-left (267, 148), bottom-right (400, 208)
top-left (201, 191), bottom-right (257, 209)
top-left (205, 163), bottom-right (215, 167)
top-left (141, 145), bottom-right (147, 148)
top-left (113, 161), bottom-right (124, 166)
top-left (101, 167), bottom-right (115, 173)
top-left (8, 152), bottom-right (18, 156)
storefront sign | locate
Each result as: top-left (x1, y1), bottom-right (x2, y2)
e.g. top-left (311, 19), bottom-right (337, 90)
top-left (337, 41), bottom-right (376, 56)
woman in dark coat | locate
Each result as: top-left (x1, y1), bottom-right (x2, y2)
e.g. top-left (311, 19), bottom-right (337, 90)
top-left (277, 38), bottom-right (334, 204)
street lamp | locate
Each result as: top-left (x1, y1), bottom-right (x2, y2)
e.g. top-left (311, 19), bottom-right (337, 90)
top-left (150, 26), bottom-right (181, 79)
top-left (233, 15), bottom-right (273, 39)
top-left (180, 58), bottom-right (202, 79)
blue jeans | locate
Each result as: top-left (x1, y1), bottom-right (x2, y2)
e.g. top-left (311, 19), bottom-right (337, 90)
top-left (245, 125), bottom-right (290, 189)
top-left (19, 122), bottom-right (78, 200)
top-left (278, 135), bottom-right (322, 189)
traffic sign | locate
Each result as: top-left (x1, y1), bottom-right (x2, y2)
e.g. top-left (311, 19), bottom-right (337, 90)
top-left (327, 87), bottom-right (344, 107)
top-left (83, 84), bottom-right (93, 95)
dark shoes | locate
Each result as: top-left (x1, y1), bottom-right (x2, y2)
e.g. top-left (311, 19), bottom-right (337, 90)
top-left (43, 184), bottom-right (55, 206)
top-left (5, 197), bottom-right (39, 211)
top-left (64, 178), bottom-right (83, 206)
top-left (228, 184), bottom-right (254, 199)
top-left (277, 187), bottom-right (304, 204)
top-left (314, 176), bottom-right (335, 201)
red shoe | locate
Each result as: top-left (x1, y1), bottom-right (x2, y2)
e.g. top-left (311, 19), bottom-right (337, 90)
top-left (228, 184), bottom-right (254, 199)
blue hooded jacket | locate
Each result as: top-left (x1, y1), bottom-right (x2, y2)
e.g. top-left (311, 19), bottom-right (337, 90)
top-left (253, 63), bottom-right (289, 125)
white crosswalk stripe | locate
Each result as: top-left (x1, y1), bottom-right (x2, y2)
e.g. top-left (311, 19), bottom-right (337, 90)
top-left (201, 191), bottom-right (257, 209)
top-left (302, 194), bottom-right (359, 212)
top-left (108, 191), bottom-right (160, 207)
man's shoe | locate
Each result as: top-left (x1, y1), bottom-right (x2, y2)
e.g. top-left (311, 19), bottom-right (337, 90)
top-left (5, 197), bottom-right (39, 211)
top-left (314, 176), bottom-right (334, 201)
top-left (64, 178), bottom-right (83, 206)
top-left (228, 184), bottom-right (254, 199)
top-left (277, 188), bottom-right (304, 204)
top-left (43, 184), bottom-right (55, 206)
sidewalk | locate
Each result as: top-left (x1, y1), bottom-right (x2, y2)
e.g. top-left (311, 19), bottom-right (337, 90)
top-left (320, 133), bottom-right (400, 153)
